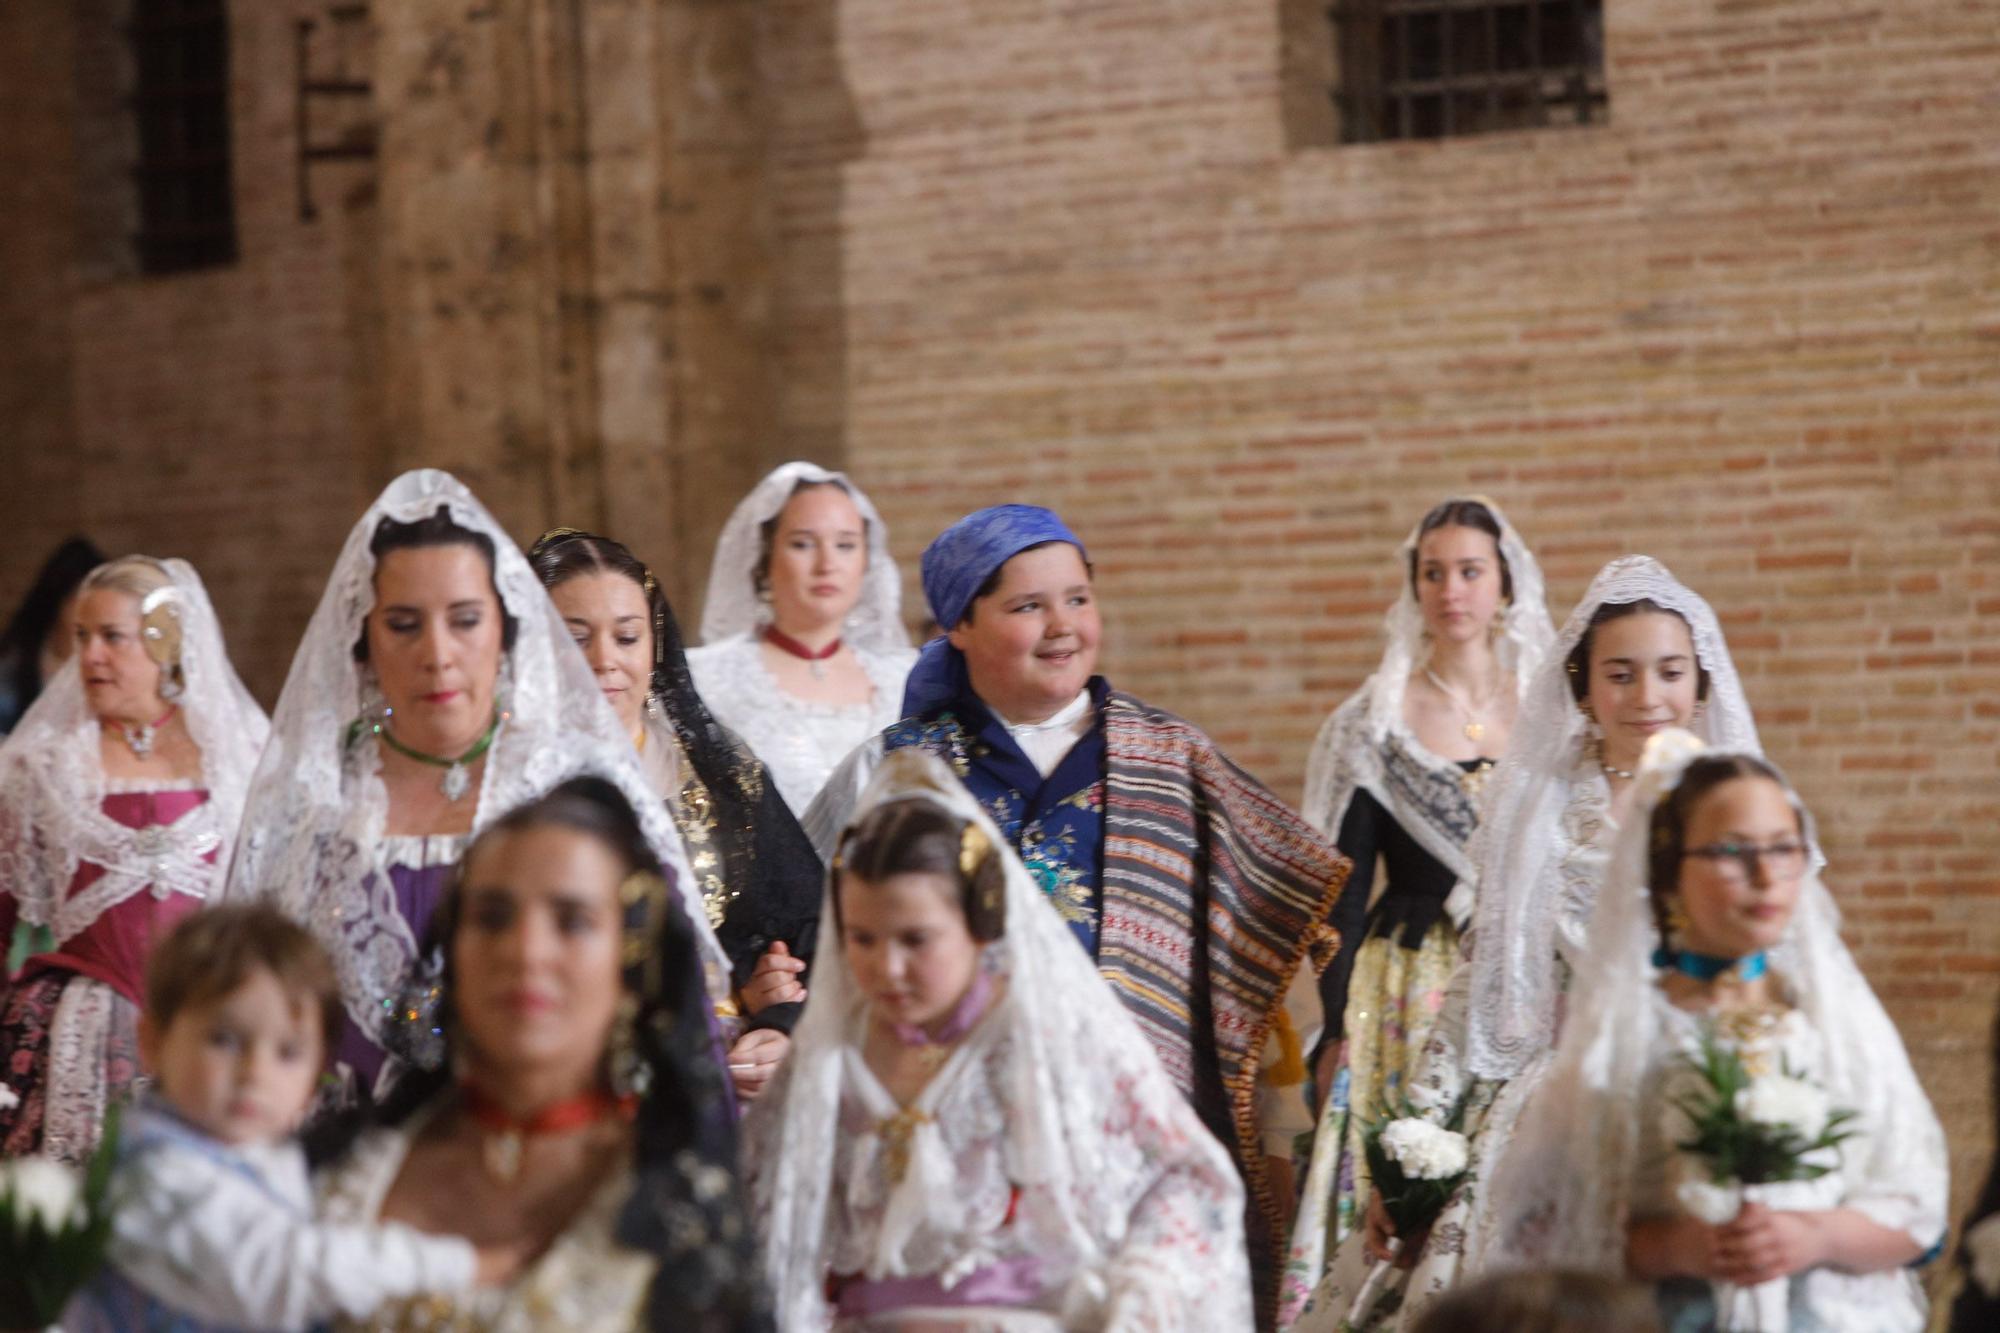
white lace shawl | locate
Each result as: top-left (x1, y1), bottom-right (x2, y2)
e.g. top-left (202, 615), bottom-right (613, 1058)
top-left (1465, 556), bottom-right (1761, 1081)
top-left (744, 750), bottom-right (1253, 1331)
top-left (695, 461), bottom-right (912, 654)
top-left (0, 558), bottom-right (268, 942)
top-left (685, 632), bottom-right (915, 818)
top-left (226, 470), bottom-right (729, 1045)
top-left (1486, 742), bottom-right (1948, 1332)
top-left (1299, 497), bottom-right (1554, 924)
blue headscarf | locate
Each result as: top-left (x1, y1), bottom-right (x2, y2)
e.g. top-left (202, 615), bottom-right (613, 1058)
top-left (901, 504), bottom-right (1088, 716)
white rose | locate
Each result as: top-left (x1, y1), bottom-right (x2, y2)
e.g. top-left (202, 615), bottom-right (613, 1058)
top-left (1381, 1118), bottom-right (1470, 1181)
top-left (2, 1156), bottom-right (85, 1236)
top-left (1734, 1073), bottom-right (1830, 1140)
top-left (0, 1084), bottom-right (18, 1113)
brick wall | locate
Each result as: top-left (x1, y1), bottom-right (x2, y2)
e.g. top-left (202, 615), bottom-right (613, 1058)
top-left (0, 0), bottom-right (1994, 1231)
top-left (0, 1), bottom-right (371, 703)
top-left (755, 0), bottom-right (2000, 1220)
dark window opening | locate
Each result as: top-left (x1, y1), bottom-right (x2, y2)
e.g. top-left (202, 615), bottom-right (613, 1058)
top-left (1330, 0), bottom-right (1608, 144)
top-left (132, 0), bottom-right (237, 273)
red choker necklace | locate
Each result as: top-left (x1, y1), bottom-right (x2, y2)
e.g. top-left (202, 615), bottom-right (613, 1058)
top-left (763, 625), bottom-right (843, 679)
top-left (459, 1081), bottom-right (634, 1182)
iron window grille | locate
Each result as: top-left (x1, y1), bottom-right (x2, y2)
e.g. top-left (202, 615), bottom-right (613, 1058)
top-left (131, 0), bottom-right (237, 273)
top-left (1329, 0), bottom-right (1608, 143)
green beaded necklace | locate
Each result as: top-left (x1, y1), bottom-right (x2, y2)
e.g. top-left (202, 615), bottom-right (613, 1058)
top-left (368, 710), bottom-right (504, 802)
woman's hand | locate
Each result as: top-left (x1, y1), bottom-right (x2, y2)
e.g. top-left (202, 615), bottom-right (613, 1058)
top-left (1363, 1188), bottom-right (1423, 1268)
top-left (1713, 1202), bottom-right (1824, 1286)
top-left (727, 1028), bottom-right (790, 1101)
top-left (1628, 1213), bottom-right (1723, 1281)
top-left (741, 942), bottom-right (807, 1014)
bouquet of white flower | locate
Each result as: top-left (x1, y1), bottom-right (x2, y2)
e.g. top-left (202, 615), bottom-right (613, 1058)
top-left (1346, 1101), bottom-right (1472, 1326)
top-left (0, 1105), bottom-right (119, 1326)
top-left (1671, 1032), bottom-right (1855, 1332)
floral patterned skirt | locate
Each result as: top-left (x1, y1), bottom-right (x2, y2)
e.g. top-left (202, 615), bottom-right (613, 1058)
top-left (0, 970), bottom-right (141, 1163)
top-left (1277, 924), bottom-right (1459, 1328)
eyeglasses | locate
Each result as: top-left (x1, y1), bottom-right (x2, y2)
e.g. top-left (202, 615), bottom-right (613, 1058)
top-left (1682, 840), bottom-right (1808, 882)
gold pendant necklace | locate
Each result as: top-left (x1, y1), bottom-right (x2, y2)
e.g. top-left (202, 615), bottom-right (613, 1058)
top-left (1423, 667), bottom-right (1499, 743)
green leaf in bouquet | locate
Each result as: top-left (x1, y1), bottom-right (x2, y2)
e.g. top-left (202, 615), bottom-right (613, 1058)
top-left (1672, 1029), bottom-right (1859, 1188)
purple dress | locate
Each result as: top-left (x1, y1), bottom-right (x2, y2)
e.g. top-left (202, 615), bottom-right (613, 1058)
top-left (331, 834), bottom-right (465, 1092)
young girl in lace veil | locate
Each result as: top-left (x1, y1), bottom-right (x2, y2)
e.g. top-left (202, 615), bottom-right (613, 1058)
top-left (228, 470), bottom-right (730, 1100)
top-left (1280, 498), bottom-right (1553, 1321)
top-left (1486, 734), bottom-right (1946, 1331)
top-left (0, 556), bottom-right (268, 1161)
top-left (1289, 556), bottom-right (1761, 1332)
top-left (687, 462), bottom-right (917, 817)
top-left (746, 749), bottom-right (1253, 1331)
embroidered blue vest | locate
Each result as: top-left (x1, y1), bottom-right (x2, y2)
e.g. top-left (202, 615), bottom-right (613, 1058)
top-left (883, 681), bottom-right (1109, 956)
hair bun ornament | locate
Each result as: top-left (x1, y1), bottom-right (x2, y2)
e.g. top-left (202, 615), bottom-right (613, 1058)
top-left (138, 584), bottom-right (182, 659)
top-left (1635, 728), bottom-right (1708, 807)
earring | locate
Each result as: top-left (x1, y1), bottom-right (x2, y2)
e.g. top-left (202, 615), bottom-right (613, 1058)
top-left (158, 670), bottom-right (184, 704)
top-left (1663, 894), bottom-right (1691, 949)
top-left (643, 691), bottom-right (665, 724)
top-left (607, 994), bottom-right (650, 1098)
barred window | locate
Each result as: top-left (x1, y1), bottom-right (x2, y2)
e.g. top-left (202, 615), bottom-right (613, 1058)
top-left (132, 0), bottom-right (237, 273)
top-left (1330, 0), bottom-right (1608, 144)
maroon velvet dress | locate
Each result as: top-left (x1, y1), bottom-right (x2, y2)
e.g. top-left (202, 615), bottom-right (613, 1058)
top-left (0, 783), bottom-right (214, 1161)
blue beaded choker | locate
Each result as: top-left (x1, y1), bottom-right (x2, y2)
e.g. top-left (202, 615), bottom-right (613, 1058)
top-left (1651, 947), bottom-right (1768, 982)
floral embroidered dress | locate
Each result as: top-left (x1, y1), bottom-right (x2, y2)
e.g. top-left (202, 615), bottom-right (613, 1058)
top-left (0, 558), bottom-right (267, 1163)
top-left (1279, 499), bottom-right (1552, 1326)
top-left (1287, 557), bottom-right (1765, 1332)
top-left (747, 750), bottom-right (1254, 1331)
top-left (318, 1101), bottom-right (657, 1333)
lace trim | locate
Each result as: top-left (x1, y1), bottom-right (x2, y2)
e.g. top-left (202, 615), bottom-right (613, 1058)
top-left (102, 777), bottom-right (206, 794)
top-left (43, 979), bottom-right (119, 1164)
top-left (377, 834), bottom-right (470, 871)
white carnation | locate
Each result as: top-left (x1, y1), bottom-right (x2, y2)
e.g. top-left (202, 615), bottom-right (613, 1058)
top-left (0, 1084), bottom-right (17, 1113)
top-left (1380, 1118), bottom-right (1470, 1181)
top-left (2, 1156), bottom-right (85, 1236)
top-left (1735, 1073), bottom-right (1830, 1140)
top-left (1675, 1176), bottom-right (1743, 1226)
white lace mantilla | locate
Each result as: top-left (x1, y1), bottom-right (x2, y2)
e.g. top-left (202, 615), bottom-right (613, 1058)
top-left (687, 633), bottom-right (915, 818)
top-left (696, 461), bottom-right (914, 656)
top-left (227, 469), bottom-right (730, 1048)
top-left (1485, 741), bottom-right (1948, 1333)
top-left (0, 557), bottom-right (267, 943)
top-left (1301, 497), bottom-right (1553, 902)
top-left (1464, 556), bottom-right (1761, 1080)
top-left (745, 751), bottom-right (1254, 1332)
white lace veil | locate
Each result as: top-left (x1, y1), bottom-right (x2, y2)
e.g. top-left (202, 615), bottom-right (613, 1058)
top-left (0, 557), bottom-right (268, 940)
top-left (696, 461), bottom-right (911, 652)
top-left (1486, 734), bottom-right (1948, 1326)
top-left (1299, 497), bottom-right (1555, 908)
top-left (228, 470), bottom-right (730, 1044)
top-left (746, 749), bottom-right (1251, 1331)
top-left (1465, 555), bottom-right (1762, 1080)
